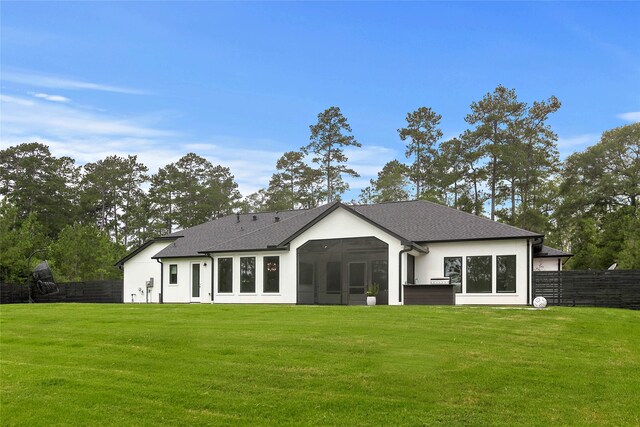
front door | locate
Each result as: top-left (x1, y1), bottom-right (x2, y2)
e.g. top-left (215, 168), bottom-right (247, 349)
top-left (191, 263), bottom-right (201, 303)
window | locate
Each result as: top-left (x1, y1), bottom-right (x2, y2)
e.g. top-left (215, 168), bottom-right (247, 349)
top-left (240, 257), bottom-right (256, 293)
top-left (218, 258), bottom-right (233, 293)
top-left (466, 256), bottom-right (492, 293)
top-left (444, 257), bottom-right (462, 293)
top-left (263, 256), bottom-right (280, 293)
top-left (326, 261), bottom-right (341, 293)
top-left (169, 264), bottom-right (178, 284)
top-left (497, 255), bottom-right (516, 293)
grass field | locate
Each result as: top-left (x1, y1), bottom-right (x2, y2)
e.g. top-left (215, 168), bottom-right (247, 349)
top-left (1, 304), bottom-right (639, 426)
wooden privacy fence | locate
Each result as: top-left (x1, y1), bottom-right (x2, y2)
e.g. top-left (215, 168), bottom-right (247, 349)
top-left (0, 280), bottom-right (123, 304)
top-left (533, 270), bottom-right (640, 310)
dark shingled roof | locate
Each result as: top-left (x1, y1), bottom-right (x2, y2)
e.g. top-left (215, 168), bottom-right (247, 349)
top-left (152, 203), bottom-right (334, 258)
top-left (534, 245), bottom-right (573, 258)
top-left (351, 200), bottom-right (542, 243)
top-left (149, 200), bottom-right (543, 259)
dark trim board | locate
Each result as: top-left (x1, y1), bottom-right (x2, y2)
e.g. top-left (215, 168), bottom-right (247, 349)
top-left (199, 247), bottom-right (290, 255)
top-left (404, 284), bottom-right (456, 305)
top-left (416, 235), bottom-right (543, 245)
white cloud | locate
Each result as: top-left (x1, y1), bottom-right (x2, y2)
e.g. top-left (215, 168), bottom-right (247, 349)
top-left (32, 92), bottom-right (70, 103)
top-left (556, 133), bottom-right (600, 158)
top-left (2, 70), bottom-right (145, 95)
top-left (617, 112), bottom-right (640, 123)
top-left (1, 94), bottom-right (175, 138)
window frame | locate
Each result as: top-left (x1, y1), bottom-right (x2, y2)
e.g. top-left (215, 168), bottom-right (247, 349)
top-left (263, 256), bottom-right (280, 293)
top-left (240, 256), bottom-right (256, 294)
top-left (496, 255), bottom-right (517, 293)
top-left (217, 257), bottom-right (233, 294)
top-left (465, 255), bottom-right (492, 293)
top-left (169, 264), bottom-right (178, 285)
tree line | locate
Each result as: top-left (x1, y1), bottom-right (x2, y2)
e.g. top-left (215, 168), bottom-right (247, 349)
top-left (1, 85), bottom-right (638, 282)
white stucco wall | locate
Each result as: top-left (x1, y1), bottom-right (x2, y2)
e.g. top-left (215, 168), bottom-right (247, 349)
top-left (160, 257), bottom-right (212, 303)
top-left (414, 239), bottom-right (532, 305)
top-left (533, 257), bottom-right (562, 272)
top-left (123, 241), bottom-right (171, 303)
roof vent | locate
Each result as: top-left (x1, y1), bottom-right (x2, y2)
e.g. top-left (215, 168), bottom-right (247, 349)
top-left (236, 213), bottom-right (240, 223)
top-left (252, 215), bottom-right (257, 221)
top-left (274, 216), bottom-right (280, 223)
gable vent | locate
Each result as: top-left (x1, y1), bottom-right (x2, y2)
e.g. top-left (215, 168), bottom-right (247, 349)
top-left (252, 215), bottom-right (257, 221)
top-left (274, 216), bottom-right (280, 223)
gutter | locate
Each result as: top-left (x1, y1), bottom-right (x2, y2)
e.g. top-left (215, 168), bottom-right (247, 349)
top-left (526, 240), bottom-right (530, 305)
top-left (156, 258), bottom-right (164, 304)
top-left (398, 246), bottom-right (412, 304)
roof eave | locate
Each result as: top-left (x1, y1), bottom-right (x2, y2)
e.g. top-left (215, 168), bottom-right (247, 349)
top-left (197, 246), bottom-right (290, 255)
top-left (417, 234), bottom-right (544, 244)
top-left (115, 236), bottom-right (184, 267)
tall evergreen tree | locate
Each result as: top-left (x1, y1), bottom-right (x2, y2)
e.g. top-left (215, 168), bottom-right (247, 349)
top-left (266, 151), bottom-right (325, 210)
top-left (80, 155), bottom-right (148, 246)
top-left (465, 86), bottom-right (526, 220)
top-left (398, 107), bottom-right (443, 199)
top-left (0, 142), bottom-right (79, 237)
top-left (510, 96), bottom-right (561, 228)
top-left (358, 160), bottom-right (410, 204)
top-left (149, 153), bottom-right (241, 231)
top-left (303, 107), bottom-right (361, 203)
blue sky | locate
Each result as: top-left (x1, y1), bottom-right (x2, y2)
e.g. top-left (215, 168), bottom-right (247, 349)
top-left (1, 2), bottom-right (638, 197)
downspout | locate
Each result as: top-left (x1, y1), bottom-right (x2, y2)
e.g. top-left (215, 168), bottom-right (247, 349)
top-left (398, 247), bottom-right (412, 304)
top-left (526, 240), bottom-right (530, 305)
top-left (156, 258), bottom-right (164, 304)
top-left (208, 254), bottom-right (215, 303)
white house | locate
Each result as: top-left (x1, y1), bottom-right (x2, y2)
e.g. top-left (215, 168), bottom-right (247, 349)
top-left (117, 200), bottom-right (571, 306)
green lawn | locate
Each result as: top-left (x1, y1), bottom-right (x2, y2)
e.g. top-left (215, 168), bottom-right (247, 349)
top-left (1, 304), bottom-right (639, 426)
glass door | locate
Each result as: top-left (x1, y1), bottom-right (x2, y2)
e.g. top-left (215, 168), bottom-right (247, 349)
top-left (191, 263), bottom-right (201, 302)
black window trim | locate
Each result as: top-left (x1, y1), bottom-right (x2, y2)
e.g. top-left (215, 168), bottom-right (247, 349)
top-left (263, 255), bottom-right (280, 294)
top-left (465, 255), bottom-right (493, 294)
top-left (217, 257), bottom-right (233, 294)
top-left (169, 264), bottom-right (178, 285)
top-left (240, 256), bottom-right (256, 294)
top-left (496, 254), bottom-right (517, 294)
